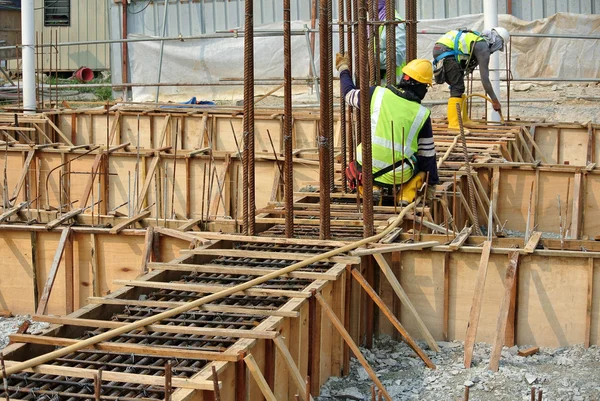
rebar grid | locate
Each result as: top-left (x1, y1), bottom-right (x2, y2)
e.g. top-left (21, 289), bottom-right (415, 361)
top-left (261, 224), bottom-right (367, 241)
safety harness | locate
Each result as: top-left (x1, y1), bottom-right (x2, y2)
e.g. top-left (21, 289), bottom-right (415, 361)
top-left (346, 156), bottom-right (416, 191)
top-left (433, 29), bottom-right (482, 64)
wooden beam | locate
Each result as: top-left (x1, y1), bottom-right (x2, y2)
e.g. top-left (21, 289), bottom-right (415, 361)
top-left (45, 208), bottom-right (84, 230)
top-left (109, 210), bottom-right (150, 234)
top-left (244, 353), bottom-right (278, 401)
top-left (140, 226), bottom-right (154, 275)
top-left (585, 257), bottom-right (594, 348)
top-left (0, 202), bottom-right (27, 223)
top-left (176, 217), bottom-right (204, 232)
top-left (113, 279), bottom-right (311, 299)
top-left (449, 226), bottom-right (472, 250)
top-left (351, 268), bottom-right (435, 369)
top-left (136, 155), bottom-right (160, 213)
top-left (517, 347), bottom-right (539, 357)
top-left (44, 114), bottom-right (74, 146)
top-left (523, 231), bottom-right (542, 254)
top-left (373, 254), bottom-right (440, 352)
top-left (521, 126), bottom-right (548, 163)
top-left (33, 315), bottom-right (278, 339)
top-left (9, 150), bottom-right (35, 203)
top-left (9, 333), bottom-right (239, 362)
top-left (571, 172), bottom-right (582, 239)
top-left (2, 360), bottom-right (218, 391)
top-left (36, 227), bottom-right (71, 315)
top-left (315, 292), bottom-right (392, 401)
top-left (443, 252), bottom-right (450, 341)
top-left (351, 241), bottom-right (439, 257)
top-left (153, 226), bottom-right (208, 247)
top-left (88, 297), bottom-right (300, 318)
top-left (180, 249), bottom-right (360, 264)
top-left (488, 250), bottom-right (520, 372)
top-left (463, 240), bottom-right (492, 368)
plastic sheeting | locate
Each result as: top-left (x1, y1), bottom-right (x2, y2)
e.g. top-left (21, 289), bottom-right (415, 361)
top-left (126, 13), bottom-right (600, 102)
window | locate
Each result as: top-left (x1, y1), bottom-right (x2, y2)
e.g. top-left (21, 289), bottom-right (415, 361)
top-left (44, 0), bottom-right (70, 27)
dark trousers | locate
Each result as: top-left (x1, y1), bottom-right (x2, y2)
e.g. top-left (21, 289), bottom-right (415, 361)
top-left (433, 44), bottom-right (465, 98)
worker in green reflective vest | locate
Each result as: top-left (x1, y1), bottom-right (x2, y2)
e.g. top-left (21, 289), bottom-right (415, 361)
top-left (336, 53), bottom-right (439, 206)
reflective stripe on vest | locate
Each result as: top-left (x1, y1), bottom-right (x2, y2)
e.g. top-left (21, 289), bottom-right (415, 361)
top-left (437, 30), bottom-right (483, 57)
top-left (356, 86), bottom-right (430, 185)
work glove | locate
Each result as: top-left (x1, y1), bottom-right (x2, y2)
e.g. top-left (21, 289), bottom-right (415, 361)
top-left (492, 99), bottom-right (502, 113)
top-left (336, 53), bottom-right (350, 73)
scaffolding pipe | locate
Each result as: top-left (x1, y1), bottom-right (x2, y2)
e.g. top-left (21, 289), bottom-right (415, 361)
top-left (20, 0), bottom-right (35, 114)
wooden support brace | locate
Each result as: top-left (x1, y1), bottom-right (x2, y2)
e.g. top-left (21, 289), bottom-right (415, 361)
top-left (463, 240), bottom-right (492, 368)
top-left (488, 250), bottom-right (520, 372)
top-left (35, 227), bottom-right (71, 315)
top-left (140, 226), bottom-right (154, 274)
top-left (350, 268), bottom-right (435, 369)
top-left (449, 226), bottom-right (472, 250)
top-left (315, 292), bottom-right (393, 401)
top-left (109, 210), bottom-right (150, 234)
top-left (351, 241), bottom-right (439, 257)
top-left (136, 156), bottom-right (160, 213)
top-left (9, 150), bottom-right (35, 203)
top-left (43, 115), bottom-right (74, 146)
top-left (273, 336), bottom-right (314, 401)
top-left (373, 254), bottom-right (440, 352)
top-left (0, 202), bottom-right (27, 223)
top-left (244, 354), bottom-right (278, 401)
top-left (523, 231), bottom-right (542, 254)
top-left (153, 226), bottom-right (209, 248)
top-left (79, 153), bottom-right (104, 209)
top-left (176, 217), bottom-right (204, 232)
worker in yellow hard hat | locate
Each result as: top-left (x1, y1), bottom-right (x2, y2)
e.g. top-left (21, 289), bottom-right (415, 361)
top-left (336, 54), bottom-right (438, 206)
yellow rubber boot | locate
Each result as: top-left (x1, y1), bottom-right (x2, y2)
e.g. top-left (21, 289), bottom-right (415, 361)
top-left (397, 172), bottom-right (426, 206)
top-left (461, 94), bottom-right (474, 126)
top-left (447, 97), bottom-right (462, 129)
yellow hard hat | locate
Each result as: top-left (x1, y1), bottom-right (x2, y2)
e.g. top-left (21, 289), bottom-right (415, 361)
top-left (401, 59), bottom-right (433, 85)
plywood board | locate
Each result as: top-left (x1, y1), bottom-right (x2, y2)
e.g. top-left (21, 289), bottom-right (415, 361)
top-left (36, 231), bottom-right (67, 315)
top-left (255, 119), bottom-right (283, 154)
top-left (557, 128), bottom-right (589, 166)
top-left (188, 158), bottom-right (211, 219)
top-left (95, 234), bottom-right (145, 297)
top-left (496, 169), bottom-right (536, 232)
top-left (215, 116), bottom-right (242, 152)
top-left (517, 255), bottom-right (588, 347)
top-left (534, 128), bottom-right (559, 164)
top-left (399, 251), bottom-right (446, 341)
top-left (162, 158), bottom-right (188, 219)
top-left (0, 152), bottom-right (26, 204)
top-left (536, 171), bottom-right (573, 234)
top-left (590, 258), bottom-right (600, 346)
top-left (68, 155), bottom-right (96, 210)
top-left (120, 115), bottom-right (153, 149)
top-left (0, 231), bottom-right (36, 314)
top-left (159, 236), bottom-right (188, 264)
top-left (583, 174), bottom-right (600, 238)
top-left (108, 156), bottom-right (139, 216)
top-left (294, 120), bottom-right (317, 150)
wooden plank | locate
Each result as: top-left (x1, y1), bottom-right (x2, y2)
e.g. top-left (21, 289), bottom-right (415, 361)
top-left (148, 262), bottom-right (339, 281)
top-left (463, 240), bottom-right (492, 368)
top-left (0, 202), bottom-right (27, 223)
top-left (351, 268), bottom-right (435, 369)
top-left (140, 226), bottom-right (154, 275)
top-left (36, 227), bottom-right (71, 315)
top-left (273, 336), bottom-right (313, 401)
top-left (180, 249), bottom-right (360, 264)
top-left (449, 226), bottom-right (472, 250)
top-left (64, 230), bottom-right (74, 314)
top-left (135, 155), bottom-right (160, 213)
top-left (45, 208), bottom-right (84, 230)
top-left (350, 241), bottom-right (439, 256)
top-left (522, 126), bottom-right (548, 163)
top-left (109, 210), bottom-right (150, 234)
top-left (244, 353), bottom-right (278, 401)
top-left (2, 360), bottom-right (218, 391)
top-left (153, 226), bottom-right (208, 247)
top-left (88, 297), bottom-right (300, 318)
top-left (373, 254), bottom-right (440, 352)
top-left (586, 257), bottom-right (594, 348)
top-left (488, 250), bottom-right (520, 372)
top-left (443, 252), bottom-right (450, 341)
top-left (34, 315), bottom-right (278, 339)
top-left (315, 292), bottom-right (392, 401)
top-left (571, 172), bottom-right (582, 239)
top-left (186, 232), bottom-right (349, 247)
top-left (90, 233), bottom-right (100, 297)
top-left (113, 279), bottom-right (311, 299)
top-left (43, 115), bottom-right (75, 146)
top-left (517, 346), bottom-right (539, 357)
top-left (523, 231), bottom-right (542, 254)
top-left (9, 149), bottom-right (35, 202)
top-left (10, 333), bottom-right (239, 362)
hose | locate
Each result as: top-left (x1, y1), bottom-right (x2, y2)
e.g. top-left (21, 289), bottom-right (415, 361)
top-left (0, 198), bottom-right (420, 377)
top-left (462, 93), bottom-right (506, 124)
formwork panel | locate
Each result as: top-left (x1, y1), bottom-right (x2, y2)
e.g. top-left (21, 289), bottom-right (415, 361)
top-left (536, 171), bottom-right (573, 234)
top-left (0, 231), bottom-right (35, 313)
top-left (583, 174), bottom-right (600, 239)
top-left (496, 169), bottom-right (536, 232)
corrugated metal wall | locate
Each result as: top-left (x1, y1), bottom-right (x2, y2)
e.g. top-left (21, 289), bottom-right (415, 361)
top-left (35, 0), bottom-right (109, 71)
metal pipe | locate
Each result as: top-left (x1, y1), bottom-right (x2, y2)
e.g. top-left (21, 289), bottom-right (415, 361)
top-left (283, 0), bottom-right (294, 238)
top-left (122, 0), bottom-right (129, 98)
top-left (319, 0), bottom-right (331, 239)
top-left (484, 0), bottom-right (501, 123)
top-left (155, 0), bottom-right (171, 102)
top-left (20, 0), bottom-right (35, 113)
top-left (359, 0), bottom-right (374, 237)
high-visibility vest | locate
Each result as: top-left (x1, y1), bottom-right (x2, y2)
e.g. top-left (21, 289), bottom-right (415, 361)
top-left (377, 11), bottom-right (405, 79)
top-left (356, 86), bottom-right (430, 186)
top-left (436, 30), bottom-right (484, 60)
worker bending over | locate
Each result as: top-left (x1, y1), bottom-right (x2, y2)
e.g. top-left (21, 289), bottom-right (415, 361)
top-left (432, 27), bottom-right (510, 128)
top-left (375, 0), bottom-right (406, 85)
top-left (336, 53), bottom-right (439, 205)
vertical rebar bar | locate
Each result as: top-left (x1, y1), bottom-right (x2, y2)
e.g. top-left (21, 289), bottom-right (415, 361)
top-left (385, 0), bottom-right (396, 86)
top-left (359, 0), bottom-right (374, 237)
top-left (319, 0), bottom-right (331, 239)
top-left (405, 0), bottom-right (417, 63)
top-left (346, 0), bottom-right (355, 166)
top-left (339, 0), bottom-right (348, 193)
top-left (243, 0), bottom-right (255, 235)
top-left (283, 0), bottom-right (294, 238)
top-left (353, 0), bottom-right (361, 147)
top-left (368, 0), bottom-right (375, 85)
top-left (328, 0), bottom-right (335, 193)
top-left (164, 361), bottom-right (172, 401)
top-left (372, 0), bottom-right (381, 84)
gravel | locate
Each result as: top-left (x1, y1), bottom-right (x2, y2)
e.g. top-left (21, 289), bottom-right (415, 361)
top-left (317, 335), bottom-right (600, 401)
top-left (0, 315), bottom-right (49, 349)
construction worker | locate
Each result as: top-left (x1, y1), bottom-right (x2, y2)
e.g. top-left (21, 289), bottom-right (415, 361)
top-left (376, 0), bottom-right (406, 85)
top-left (336, 53), bottom-right (438, 206)
top-left (432, 27), bottom-right (510, 128)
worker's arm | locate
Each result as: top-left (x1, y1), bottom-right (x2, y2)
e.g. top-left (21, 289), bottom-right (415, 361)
top-left (416, 117), bottom-right (439, 185)
top-left (472, 41), bottom-right (498, 102)
top-left (340, 69), bottom-right (376, 109)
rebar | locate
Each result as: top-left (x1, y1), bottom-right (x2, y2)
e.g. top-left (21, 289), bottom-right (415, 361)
top-left (339, 0), bottom-right (348, 193)
top-left (359, 0), bottom-right (374, 237)
top-left (346, 0), bottom-right (355, 168)
top-left (456, 102), bottom-right (481, 235)
top-left (242, 0), bottom-right (255, 235)
top-left (283, 0), bottom-right (294, 238)
top-left (368, 0), bottom-right (376, 85)
top-left (372, 0), bottom-right (381, 84)
top-left (385, 0), bottom-right (396, 85)
top-left (328, 0), bottom-right (335, 194)
top-left (405, 0), bottom-right (417, 63)
top-left (319, 0), bottom-right (331, 239)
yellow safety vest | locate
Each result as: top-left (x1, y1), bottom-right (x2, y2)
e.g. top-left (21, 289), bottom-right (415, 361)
top-left (436, 30), bottom-right (484, 60)
top-left (356, 86), bottom-right (430, 185)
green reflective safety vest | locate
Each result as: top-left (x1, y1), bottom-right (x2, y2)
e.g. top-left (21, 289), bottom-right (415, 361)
top-left (356, 86), bottom-right (430, 186)
top-left (376, 11), bottom-right (405, 82)
top-left (437, 30), bottom-right (484, 61)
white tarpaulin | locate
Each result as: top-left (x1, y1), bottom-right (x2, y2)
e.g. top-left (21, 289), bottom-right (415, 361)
top-left (125, 13), bottom-right (600, 102)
